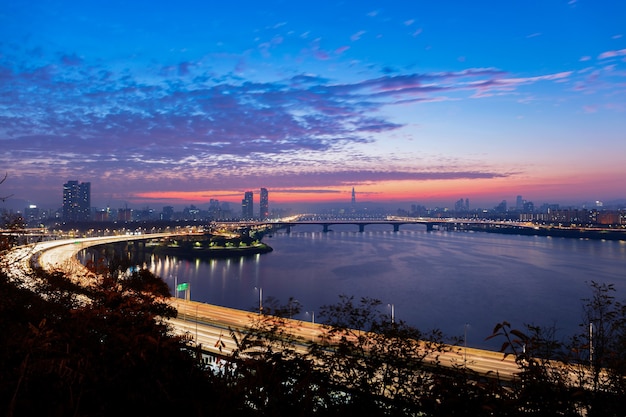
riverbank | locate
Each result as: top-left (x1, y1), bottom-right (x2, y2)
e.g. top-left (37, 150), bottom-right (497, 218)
top-left (464, 224), bottom-right (626, 241)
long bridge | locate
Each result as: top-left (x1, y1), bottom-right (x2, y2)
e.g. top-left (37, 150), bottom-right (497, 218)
top-left (230, 216), bottom-right (536, 234)
top-left (228, 216), bottom-right (626, 241)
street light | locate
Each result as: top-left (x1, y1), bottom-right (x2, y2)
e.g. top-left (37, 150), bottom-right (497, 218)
top-left (589, 321), bottom-right (594, 367)
top-left (388, 303), bottom-right (395, 324)
top-left (464, 323), bottom-right (469, 366)
top-left (255, 287), bottom-right (263, 314)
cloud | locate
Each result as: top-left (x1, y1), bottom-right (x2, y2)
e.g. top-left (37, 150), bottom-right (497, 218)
top-left (131, 169), bottom-right (512, 198)
top-left (467, 71), bottom-right (573, 96)
top-left (335, 45), bottom-right (350, 55)
top-left (0, 47), bottom-right (569, 206)
top-left (60, 53), bottom-right (83, 67)
top-left (598, 48), bottom-right (626, 59)
top-left (350, 31), bottom-right (366, 42)
top-left (583, 105), bottom-right (597, 113)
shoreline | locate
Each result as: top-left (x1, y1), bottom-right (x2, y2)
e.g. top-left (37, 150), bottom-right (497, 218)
top-left (463, 224), bottom-right (626, 241)
top-left (153, 242), bottom-right (274, 259)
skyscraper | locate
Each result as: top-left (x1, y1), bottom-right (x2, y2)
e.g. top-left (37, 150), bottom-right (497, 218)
top-left (242, 191), bottom-right (254, 219)
top-left (260, 188), bottom-right (269, 219)
top-left (63, 180), bottom-right (91, 222)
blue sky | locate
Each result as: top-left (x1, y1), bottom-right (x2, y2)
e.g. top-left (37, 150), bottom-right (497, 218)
top-left (1, 0), bottom-right (625, 211)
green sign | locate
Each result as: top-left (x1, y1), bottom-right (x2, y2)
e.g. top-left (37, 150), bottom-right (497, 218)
top-left (176, 283), bottom-right (189, 291)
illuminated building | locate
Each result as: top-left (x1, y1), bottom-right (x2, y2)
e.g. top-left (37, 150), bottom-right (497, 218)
top-left (242, 191), bottom-right (253, 219)
top-left (62, 180), bottom-right (91, 222)
top-left (260, 188), bottom-right (269, 219)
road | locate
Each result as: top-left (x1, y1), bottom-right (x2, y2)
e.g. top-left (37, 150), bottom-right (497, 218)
top-left (5, 234), bottom-right (522, 380)
top-left (173, 297), bottom-right (521, 379)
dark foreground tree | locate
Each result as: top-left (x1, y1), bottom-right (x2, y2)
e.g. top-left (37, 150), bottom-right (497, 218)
top-left (0, 266), bottom-right (217, 417)
top-left (487, 281), bottom-right (626, 417)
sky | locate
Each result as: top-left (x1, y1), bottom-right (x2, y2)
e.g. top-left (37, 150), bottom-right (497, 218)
top-left (1, 0), bottom-right (625, 212)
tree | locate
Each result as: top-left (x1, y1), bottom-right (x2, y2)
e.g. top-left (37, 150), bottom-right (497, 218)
top-left (0, 265), bottom-right (216, 416)
top-left (486, 281), bottom-right (626, 416)
top-left (567, 281), bottom-right (626, 416)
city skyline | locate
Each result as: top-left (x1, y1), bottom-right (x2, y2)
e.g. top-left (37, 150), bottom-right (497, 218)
top-left (1, 1), bottom-right (625, 211)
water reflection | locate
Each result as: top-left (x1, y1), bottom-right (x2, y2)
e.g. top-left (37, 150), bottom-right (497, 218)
top-left (79, 225), bottom-right (626, 349)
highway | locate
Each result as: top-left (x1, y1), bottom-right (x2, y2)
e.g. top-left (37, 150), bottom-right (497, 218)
top-left (172, 297), bottom-right (521, 379)
top-left (5, 233), bottom-right (522, 381)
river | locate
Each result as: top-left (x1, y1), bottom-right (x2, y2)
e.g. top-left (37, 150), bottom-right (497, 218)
top-left (125, 224), bottom-right (626, 349)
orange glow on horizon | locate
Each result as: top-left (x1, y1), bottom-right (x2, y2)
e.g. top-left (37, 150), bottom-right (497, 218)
top-left (133, 179), bottom-right (530, 206)
top-left (132, 174), bottom-right (610, 208)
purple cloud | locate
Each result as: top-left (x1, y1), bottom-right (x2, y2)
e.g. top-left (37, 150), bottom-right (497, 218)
top-left (350, 31), bottom-right (366, 42)
top-left (598, 48), bottom-right (626, 60)
top-left (0, 43), bottom-right (575, 207)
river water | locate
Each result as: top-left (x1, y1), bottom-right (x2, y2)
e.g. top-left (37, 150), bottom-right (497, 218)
top-left (129, 224), bottom-right (625, 349)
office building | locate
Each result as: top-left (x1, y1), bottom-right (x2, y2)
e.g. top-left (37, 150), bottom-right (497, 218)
top-left (62, 180), bottom-right (91, 222)
top-left (260, 188), bottom-right (269, 219)
top-left (242, 191), bottom-right (253, 219)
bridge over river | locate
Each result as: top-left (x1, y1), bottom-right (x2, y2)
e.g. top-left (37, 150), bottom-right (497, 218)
top-left (230, 217), bottom-right (535, 234)
top-left (228, 217), bottom-right (626, 241)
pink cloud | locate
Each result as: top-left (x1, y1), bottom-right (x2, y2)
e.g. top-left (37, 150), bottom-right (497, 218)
top-left (335, 45), bottom-right (350, 55)
top-left (598, 48), bottom-right (626, 60)
top-left (583, 105), bottom-right (597, 113)
top-left (314, 50), bottom-right (330, 60)
top-left (351, 31), bottom-right (366, 42)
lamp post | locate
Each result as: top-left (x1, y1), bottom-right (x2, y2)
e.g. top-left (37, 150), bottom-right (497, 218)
top-left (387, 303), bottom-right (395, 324)
top-left (255, 287), bottom-right (263, 314)
top-left (464, 323), bottom-right (469, 366)
top-left (589, 321), bottom-right (594, 367)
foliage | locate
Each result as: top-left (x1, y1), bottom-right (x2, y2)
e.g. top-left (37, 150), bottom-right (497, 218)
top-left (0, 266), bottom-right (216, 416)
top-left (486, 281), bottom-right (626, 417)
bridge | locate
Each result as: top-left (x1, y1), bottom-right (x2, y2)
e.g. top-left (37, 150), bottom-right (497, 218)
top-left (230, 216), bottom-right (536, 234)
top-left (273, 220), bottom-right (421, 233)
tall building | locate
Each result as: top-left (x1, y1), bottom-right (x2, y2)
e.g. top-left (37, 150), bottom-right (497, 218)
top-left (259, 188), bottom-right (269, 219)
top-left (516, 195), bottom-right (523, 211)
top-left (62, 180), bottom-right (91, 222)
top-left (242, 191), bottom-right (254, 219)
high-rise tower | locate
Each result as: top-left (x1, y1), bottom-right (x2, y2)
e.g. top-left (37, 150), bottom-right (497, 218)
top-left (242, 191), bottom-right (254, 219)
top-left (63, 180), bottom-right (91, 222)
top-left (351, 187), bottom-right (356, 205)
top-left (260, 188), bottom-right (269, 219)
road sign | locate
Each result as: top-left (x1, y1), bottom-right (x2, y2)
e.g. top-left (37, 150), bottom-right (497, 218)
top-left (176, 283), bottom-right (189, 291)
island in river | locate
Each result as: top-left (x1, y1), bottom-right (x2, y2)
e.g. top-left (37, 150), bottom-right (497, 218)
top-left (149, 232), bottom-right (273, 259)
